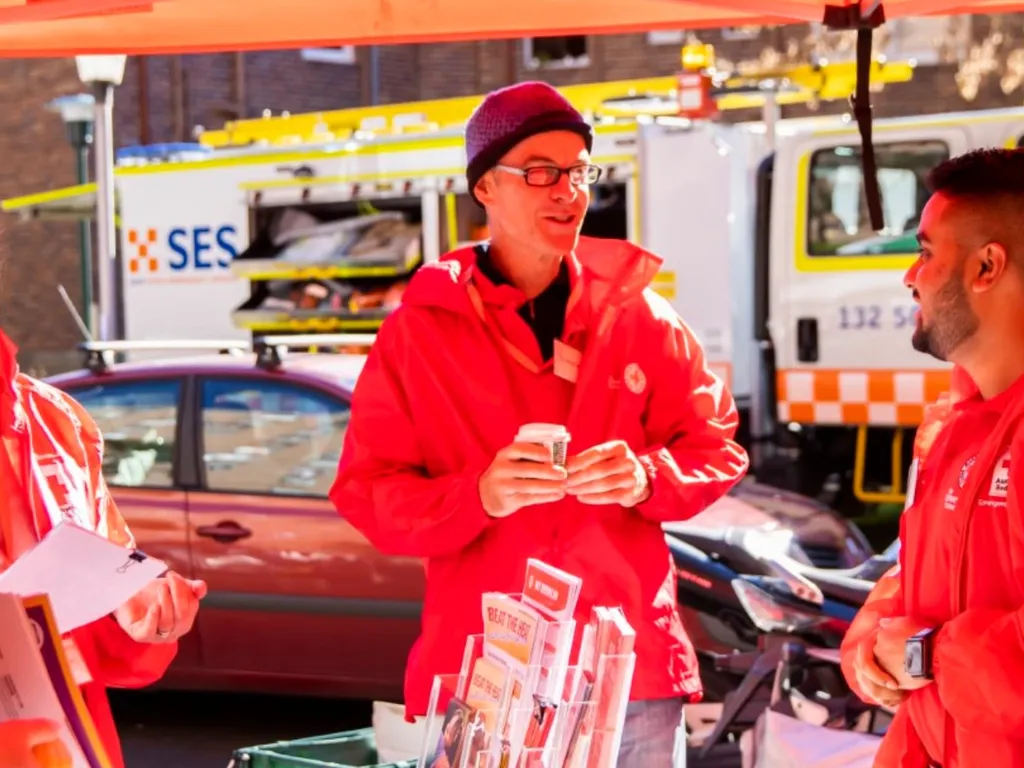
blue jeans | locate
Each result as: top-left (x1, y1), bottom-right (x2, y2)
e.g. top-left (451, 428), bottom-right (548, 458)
top-left (615, 697), bottom-right (686, 767)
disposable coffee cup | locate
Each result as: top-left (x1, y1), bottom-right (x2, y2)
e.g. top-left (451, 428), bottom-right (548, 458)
top-left (516, 423), bottom-right (571, 468)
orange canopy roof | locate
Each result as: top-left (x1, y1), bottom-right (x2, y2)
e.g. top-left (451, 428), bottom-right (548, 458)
top-left (0, 0), bottom-right (1018, 57)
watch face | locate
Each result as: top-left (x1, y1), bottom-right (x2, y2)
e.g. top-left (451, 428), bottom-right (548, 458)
top-left (905, 640), bottom-right (923, 676)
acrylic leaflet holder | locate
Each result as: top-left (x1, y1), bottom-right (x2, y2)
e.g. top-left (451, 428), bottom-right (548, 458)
top-left (416, 632), bottom-right (636, 768)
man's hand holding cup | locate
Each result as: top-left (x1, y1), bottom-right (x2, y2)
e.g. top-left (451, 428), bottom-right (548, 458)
top-left (479, 424), bottom-right (571, 518)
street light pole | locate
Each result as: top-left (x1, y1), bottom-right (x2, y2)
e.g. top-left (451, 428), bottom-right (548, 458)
top-left (46, 93), bottom-right (96, 336)
top-left (75, 55), bottom-right (126, 342)
top-left (74, 137), bottom-right (93, 334)
top-left (92, 80), bottom-right (118, 342)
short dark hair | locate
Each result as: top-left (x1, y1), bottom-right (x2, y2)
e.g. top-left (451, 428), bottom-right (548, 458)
top-left (927, 147), bottom-right (1024, 197)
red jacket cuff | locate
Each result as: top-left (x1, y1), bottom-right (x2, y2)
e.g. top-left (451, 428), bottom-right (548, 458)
top-left (75, 615), bottom-right (177, 689)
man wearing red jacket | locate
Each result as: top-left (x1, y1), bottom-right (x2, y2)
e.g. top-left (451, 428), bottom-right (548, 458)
top-left (840, 147), bottom-right (1024, 767)
top-left (331, 81), bottom-right (749, 765)
top-left (0, 330), bottom-right (204, 768)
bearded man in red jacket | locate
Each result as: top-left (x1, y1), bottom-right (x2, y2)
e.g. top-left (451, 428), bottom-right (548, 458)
top-left (841, 148), bottom-right (1024, 767)
top-left (332, 81), bottom-right (749, 766)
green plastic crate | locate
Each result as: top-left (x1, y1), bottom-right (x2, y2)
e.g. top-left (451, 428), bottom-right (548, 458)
top-left (230, 727), bottom-right (417, 768)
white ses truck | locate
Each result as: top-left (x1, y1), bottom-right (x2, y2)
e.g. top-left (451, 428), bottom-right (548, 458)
top-left (6, 59), bottom-right (1023, 509)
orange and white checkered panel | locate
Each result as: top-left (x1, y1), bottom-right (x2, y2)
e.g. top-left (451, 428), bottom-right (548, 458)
top-left (776, 369), bottom-right (952, 427)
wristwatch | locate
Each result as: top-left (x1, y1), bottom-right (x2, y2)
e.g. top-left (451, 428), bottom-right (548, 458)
top-left (905, 627), bottom-right (936, 680)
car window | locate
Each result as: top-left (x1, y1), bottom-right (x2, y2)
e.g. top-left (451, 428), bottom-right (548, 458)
top-left (200, 377), bottom-right (350, 497)
top-left (807, 140), bottom-right (949, 257)
top-left (67, 379), bottom-right (181, 489)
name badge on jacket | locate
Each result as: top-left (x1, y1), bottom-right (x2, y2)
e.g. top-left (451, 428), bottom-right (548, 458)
top-left (553, 340), bottom-right (581, 383)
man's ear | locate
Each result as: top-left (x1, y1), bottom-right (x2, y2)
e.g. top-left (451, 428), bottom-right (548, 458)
top-left (474, 172), bottom-right (497, 205)
top-left (972, 242), bottom-right (1009, 293)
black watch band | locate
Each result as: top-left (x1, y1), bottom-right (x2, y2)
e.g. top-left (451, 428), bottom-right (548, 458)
top-left (905, 627), bottom-right (936, 680)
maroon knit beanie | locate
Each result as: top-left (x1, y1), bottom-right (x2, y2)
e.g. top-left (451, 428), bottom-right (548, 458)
top-left (465, 81), bottom-right (594, 205)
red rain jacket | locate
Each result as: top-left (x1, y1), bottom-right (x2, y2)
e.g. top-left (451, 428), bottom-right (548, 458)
top-left (331, 237), bottom-right (749, 717)
top-left (840, 367), bottom-right (1024, 767)
top-left (0, 330), bottom-right (176, 768)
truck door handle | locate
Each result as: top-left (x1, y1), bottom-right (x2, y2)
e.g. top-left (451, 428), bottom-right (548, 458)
top-left (196, 521), bottom-right (252, 544)
top-left (796, 317), bottom-right (819, 363)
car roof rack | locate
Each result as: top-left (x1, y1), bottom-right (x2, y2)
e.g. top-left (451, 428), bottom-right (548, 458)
top-left (252, 333), bottom-right (376, 371)
top-left (77, 334), bottom-right (376, 375)
top-left (78, 339), bottom-right (250, 375)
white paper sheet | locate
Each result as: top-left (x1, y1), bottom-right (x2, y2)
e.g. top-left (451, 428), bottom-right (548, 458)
top-left (0, 522), bottom-right (167, 634)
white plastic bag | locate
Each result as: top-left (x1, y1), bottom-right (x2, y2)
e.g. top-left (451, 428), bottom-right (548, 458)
top-left (745, 709), bottom-right (882, 768)
top-left (372, 700), bottom-right (442, 764)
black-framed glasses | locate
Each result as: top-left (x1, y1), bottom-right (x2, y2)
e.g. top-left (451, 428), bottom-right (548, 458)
top-left (494, 163), bottom-right (603, 187)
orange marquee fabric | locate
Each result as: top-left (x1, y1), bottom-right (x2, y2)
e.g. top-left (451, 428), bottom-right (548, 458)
top-left (0, 0), bottom-right (1017, 57)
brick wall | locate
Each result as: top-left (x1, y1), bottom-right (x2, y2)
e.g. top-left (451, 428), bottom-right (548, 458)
top-left (0, 57), bottom-right (91, 374)
top-left (115, 51), bottom-right (364, 146)
top-left (0, 15), bottom-right (1021, 372)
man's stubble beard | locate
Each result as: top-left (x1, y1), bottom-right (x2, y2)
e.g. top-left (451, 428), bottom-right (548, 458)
top-left (911, 272), bottom-right (979, 361)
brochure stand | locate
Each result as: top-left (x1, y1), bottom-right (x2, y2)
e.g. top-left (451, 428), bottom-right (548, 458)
top-left (415, 564), bottom-right (638, 768)
top-left (416, 654), bottom-right (637, 768)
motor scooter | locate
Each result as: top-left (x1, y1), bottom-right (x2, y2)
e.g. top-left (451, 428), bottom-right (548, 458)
top-left (668, 530), bottom-right (898, 766)
top-left (668, 527), bottom-right (895, 698)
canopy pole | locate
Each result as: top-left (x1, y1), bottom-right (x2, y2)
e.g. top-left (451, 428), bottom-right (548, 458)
top-left (823, 0), bottom-right (887, 234)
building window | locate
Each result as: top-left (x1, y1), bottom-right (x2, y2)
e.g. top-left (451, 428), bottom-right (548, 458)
top-left (524, 36), bottom-right (590, 70)
top-left (720, 26), bottom-right (764, 42)
top-left (806, 141), bottom-right (950, 257)
top-left (646, 30), bottom-right (685, 46)
top-left (300, 46), bottom-right (357, 65)
top-left (807, 17), bottom-right (967, 68)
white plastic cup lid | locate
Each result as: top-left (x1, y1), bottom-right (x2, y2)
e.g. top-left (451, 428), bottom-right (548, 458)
top-left (516, 423), bottom-right (570, 443)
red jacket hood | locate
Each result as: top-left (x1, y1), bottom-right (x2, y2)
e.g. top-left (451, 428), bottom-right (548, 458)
top-left (401, 236), bottom-right (663, 315)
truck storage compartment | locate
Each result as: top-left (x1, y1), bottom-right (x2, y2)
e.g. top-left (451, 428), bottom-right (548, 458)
top-left (232, 197), bottom-right (423, 333)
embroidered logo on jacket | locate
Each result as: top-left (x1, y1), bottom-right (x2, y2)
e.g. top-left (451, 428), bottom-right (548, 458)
top-left (623, 363), bottom-right (646, 395)
top-left (979, 450), bottom-right (1012, 509)
top-left (989, 451), bottom-right (1011, 498)
top-left (945, 455), bottom-right (976, 511)
top-left (959, 456), bottom-right (976, 489)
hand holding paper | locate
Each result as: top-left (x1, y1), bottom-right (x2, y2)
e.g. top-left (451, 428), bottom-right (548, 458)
top-left (0, 522), bottom-right (201, 636)
top-left (112, 571), bottom-right (207, 644)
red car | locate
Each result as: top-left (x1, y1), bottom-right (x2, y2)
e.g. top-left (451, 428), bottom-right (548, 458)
top-left (47, 337), bottom-right (423, 702)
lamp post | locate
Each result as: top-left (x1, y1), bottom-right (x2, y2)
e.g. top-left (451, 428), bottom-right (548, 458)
top-left (46, 93), bottom-right (96, 336)
top-left (74, 55), bottom-right (127, 342)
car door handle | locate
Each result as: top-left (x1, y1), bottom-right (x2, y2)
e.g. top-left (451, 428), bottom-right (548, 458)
top-left (196, 521), bottom-right (252, 544)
